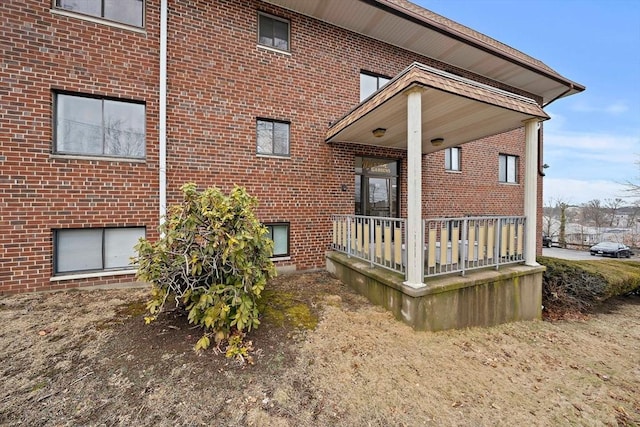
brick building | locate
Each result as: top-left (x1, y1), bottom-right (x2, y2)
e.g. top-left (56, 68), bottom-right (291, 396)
top-left (1, 0), bottom-right (583, 294)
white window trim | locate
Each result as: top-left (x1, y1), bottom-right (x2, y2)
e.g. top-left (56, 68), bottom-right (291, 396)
top-left (256, 44), bottom-right (292, 56)
top-left (50, 9), bottom-right (146, 34)
top-left (50, 268), bottom-right (137, 282)
top-left (257, 153), bottom-right (291, 160)
top-left (270, 256), bottom-right (291, 262)
top-left (50, 154), bottom-right (146, 163)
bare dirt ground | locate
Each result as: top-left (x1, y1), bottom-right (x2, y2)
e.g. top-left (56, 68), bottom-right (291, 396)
top-left (1, 271), bottom-right (639, 426)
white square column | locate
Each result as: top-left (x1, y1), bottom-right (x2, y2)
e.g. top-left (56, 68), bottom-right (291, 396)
top-left (524, 118), bottom-right (541, 266)
top-left (404, 87), bottom-right (426, 288)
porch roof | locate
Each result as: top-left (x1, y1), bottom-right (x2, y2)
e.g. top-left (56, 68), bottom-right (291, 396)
top-left (325, 62), bottom-right (550, 154)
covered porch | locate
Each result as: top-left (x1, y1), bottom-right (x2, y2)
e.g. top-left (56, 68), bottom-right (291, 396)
top-left (325, 62), bottom-right (548, 330)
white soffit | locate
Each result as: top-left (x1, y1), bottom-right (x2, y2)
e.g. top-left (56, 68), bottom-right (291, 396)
top-left (262, 0), bottom-right (583, 104)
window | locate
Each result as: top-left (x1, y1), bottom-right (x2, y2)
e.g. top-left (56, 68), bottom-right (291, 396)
top-left (266, 223), bottom-right (289, 257)
top-left (55, 0), bottom-right (144, 27)
top-left (360, 72), bottom-right (391, 101)
top-left (54, 93), bottom-right (146, 159)
top-left (258, 13), bottom-right (289, 51)
top-left (499, 154), bottom-right (519, 183)
top-left (445, 147), bottom-right (461, 171)
top-left (256, 119), bottom-right (290, 156)
top-left (54, 227), bottom-right (145, 275)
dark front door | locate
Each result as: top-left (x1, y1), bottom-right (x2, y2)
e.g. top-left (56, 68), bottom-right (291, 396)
top-left (355, 157), bottom-right (398, 217)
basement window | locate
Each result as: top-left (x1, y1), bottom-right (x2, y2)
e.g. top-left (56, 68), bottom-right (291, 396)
top-left (265, 223), bottom-right (290, 258)
top-left (54, 227), bottom-right (145, 275)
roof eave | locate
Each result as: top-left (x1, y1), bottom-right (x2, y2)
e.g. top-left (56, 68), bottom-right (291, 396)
top-left (369, 0), bottom-right (586, 98)
top-left (261, 0), bottom-right (585, 103)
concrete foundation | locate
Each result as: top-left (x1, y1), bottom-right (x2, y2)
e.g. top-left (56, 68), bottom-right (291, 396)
top-left (326, 251), bottom-right (544, 331)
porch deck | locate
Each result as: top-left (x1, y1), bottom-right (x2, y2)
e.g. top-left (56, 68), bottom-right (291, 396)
top-left (326, 250), bottom-right (544, 331)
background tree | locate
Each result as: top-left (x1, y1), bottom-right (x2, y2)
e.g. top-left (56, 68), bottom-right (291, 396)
top-left (623, 155), bottom-right (640, 198)
top-left (626, 202), bottom-right (640, 226)
top-left (558, 201), bottom-right (568, 248)
top-left (542, 198), bottom-right (557, 238)
top-left (604, 198), bottom-right (624, 227)
top-left (543, 197), bottom-right (570, 246)
top-left (581, 199), bottom-right (607, 231)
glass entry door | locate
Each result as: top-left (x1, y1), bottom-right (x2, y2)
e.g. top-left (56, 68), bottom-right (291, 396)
top-left (355, 157), bottom-right (399, 218)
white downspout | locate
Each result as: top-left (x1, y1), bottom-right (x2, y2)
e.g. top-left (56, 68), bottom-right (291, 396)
top-left (159, 0), bottom-right (168, 228)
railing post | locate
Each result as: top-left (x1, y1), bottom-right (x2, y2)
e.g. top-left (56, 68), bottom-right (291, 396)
top-left (346, 216), bottom-right (351, 257)
top-left (494, 218), bottom-right (500, 270)
top-left (403, 220), bottom-right (408, 280)
top-left (461, 218), bottom-right (468, 276)
top-left (369, 217), bottom-right (374, 267)
top-left (421, 219), bottom-right (426, 280)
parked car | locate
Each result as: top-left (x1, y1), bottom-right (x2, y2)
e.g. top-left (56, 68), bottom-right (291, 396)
top-left (589, 242), bottom-right (633, 258)
top-left (542, 233), bottom-right (553, 248)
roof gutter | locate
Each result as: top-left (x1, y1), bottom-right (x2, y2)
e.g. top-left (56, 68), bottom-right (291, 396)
top-left (538, 85), bottom-right (578, 177)
top-left (542, 85), bottom-right (574, 108)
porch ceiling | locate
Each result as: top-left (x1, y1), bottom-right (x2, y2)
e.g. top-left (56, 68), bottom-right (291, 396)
top-left (326, 63), bottom-right (550, 154)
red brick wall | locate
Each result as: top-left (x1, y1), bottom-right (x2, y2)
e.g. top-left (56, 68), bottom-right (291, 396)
top-left (164, 0), bottom-right (542, 271)
top-left (1, 0), bottom-right (544, 293)
top-left (0, 1), bottom-right (160, 293)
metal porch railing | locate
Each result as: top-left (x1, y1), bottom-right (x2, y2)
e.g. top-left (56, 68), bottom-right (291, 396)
top-left (330, 214), bottom-right (526, 279)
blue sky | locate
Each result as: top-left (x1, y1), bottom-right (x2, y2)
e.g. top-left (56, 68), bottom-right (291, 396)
top-left (416, 0), bottom-right (640, 206)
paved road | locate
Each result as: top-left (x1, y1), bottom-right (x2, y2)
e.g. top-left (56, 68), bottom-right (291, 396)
top-left (542, 246), bottom-right (638, 261)
top-left (542, 247), bottom-right (595, 260)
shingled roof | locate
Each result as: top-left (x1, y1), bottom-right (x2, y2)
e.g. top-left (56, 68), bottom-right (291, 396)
top-left (326, 62), bottom-right (549, 153)
top-left (382, 0), bottom-right (563, 78)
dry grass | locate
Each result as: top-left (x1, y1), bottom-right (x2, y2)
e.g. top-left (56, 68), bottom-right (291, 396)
top-left (1, 272), bottom-right (639, 426)
top-left (288, 302), bottom-right (639, 426)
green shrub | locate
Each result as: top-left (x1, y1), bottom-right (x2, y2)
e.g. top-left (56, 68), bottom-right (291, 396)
top-left (538, 256), bottom-right (640, 317)
top-left (134, 183), bottom-right (276, 361)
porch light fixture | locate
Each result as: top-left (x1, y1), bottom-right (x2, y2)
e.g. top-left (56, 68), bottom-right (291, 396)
top-left (372, 128), bottom-right (386, 138)
top-left (430, 137), bottom-right (444, 147)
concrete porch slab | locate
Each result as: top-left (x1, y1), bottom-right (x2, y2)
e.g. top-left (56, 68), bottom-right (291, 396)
top-left (326, 251), bottom-right (544, 331)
